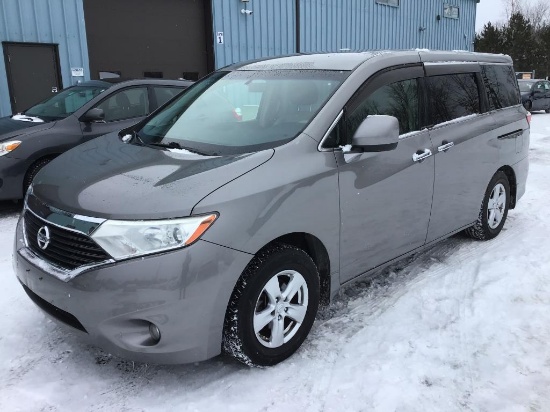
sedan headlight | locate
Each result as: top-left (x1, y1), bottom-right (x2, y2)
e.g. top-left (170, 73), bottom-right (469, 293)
top-left (0, 140), bottom-right (21, 156)
top-left (91, 214), bottom-right (217, 260)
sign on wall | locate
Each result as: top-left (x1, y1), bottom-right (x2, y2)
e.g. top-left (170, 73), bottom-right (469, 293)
top-left (71, 67), bottom-right (84, 77)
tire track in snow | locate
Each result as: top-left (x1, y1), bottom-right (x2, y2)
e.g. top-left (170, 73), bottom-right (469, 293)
top-left (305, 205), bottom-right (536, 408)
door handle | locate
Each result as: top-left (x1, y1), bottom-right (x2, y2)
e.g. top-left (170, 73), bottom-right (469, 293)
top-left (437, 141), bottom-right (455, 152)
top-left (412, 149), bottom-right (432, 162)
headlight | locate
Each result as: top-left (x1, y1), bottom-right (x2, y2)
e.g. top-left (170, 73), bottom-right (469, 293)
top-left (91, 214), bottom-right (217, 260)
top-left (0, 140), bottom-right (22, 156)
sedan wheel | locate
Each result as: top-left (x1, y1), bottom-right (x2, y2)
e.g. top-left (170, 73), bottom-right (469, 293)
top-left (223, 244), bottom-right (319, 367)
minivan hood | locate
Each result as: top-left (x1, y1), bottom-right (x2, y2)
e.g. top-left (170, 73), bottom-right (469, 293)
top-left (31, 133), bottom-right (274, 219)
top-left (0, 115), bottom-right (54, 141)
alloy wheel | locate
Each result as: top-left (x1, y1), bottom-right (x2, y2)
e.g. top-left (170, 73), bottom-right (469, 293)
top-left (487, 183), bottom-right (506, 229)
top-left (253, 270), bottom-right (309, 348)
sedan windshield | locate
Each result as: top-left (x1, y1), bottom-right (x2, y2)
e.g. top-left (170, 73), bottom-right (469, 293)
top-left (24, 85), bottom-right (107, 121)
top-left (138, 70), bottom-right (349, 155)
top-left (518, 81), bottom-right (535, 93)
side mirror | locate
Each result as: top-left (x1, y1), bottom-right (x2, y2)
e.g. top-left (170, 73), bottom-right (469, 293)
top-left (80, 108), bottom-right (105, 123)
top-left (352, 115), bottom-right (399, 152)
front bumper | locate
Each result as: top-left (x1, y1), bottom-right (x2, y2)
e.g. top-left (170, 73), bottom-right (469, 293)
top-left (14, 216), bottom-right (253, 364)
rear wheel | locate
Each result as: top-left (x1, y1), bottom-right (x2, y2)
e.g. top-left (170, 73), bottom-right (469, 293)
top-left (545, 108), bottom-right (550, 114)
top-left (223, 244), bottom-right (320, 367)
top-left (23, 158), bottom-right (52, 194)
top-left (465, 171), bottom-right (510, 240)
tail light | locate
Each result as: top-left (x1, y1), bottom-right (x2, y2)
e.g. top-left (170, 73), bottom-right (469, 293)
top-left (526, 111), bottom-right (531, 125)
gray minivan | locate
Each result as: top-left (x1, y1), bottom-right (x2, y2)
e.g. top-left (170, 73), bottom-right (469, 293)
top-left (14, 51), bottom-right (529, 367)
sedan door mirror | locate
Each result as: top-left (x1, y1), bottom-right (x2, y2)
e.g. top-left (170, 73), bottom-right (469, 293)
top-left (352, 115), bottom-right (399, 152)
top-left (80, 108), bottom-right (105, 123)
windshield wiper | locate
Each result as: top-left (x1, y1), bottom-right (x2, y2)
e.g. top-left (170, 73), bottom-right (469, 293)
top-left (12, 113), bottom-right (46, 122)
top-left (148, 141), bottom-right (206, 155)
top-left (125, 130), bottom-right (158, 149)
top-left (129, 132), bottom-right (206, 155)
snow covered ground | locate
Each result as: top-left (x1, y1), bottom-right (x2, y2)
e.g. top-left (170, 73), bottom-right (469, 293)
top-left (1, 113), bottom-right (549, 412)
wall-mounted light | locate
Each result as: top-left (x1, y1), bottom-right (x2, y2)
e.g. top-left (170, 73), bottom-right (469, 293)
top-left (241, 0), bottom-right (252, 16)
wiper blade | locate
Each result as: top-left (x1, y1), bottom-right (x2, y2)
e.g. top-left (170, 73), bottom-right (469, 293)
top-left (127, 132), bottom-right (206, 155)
top-left (126, 131), bottom-right (162, 150)
top-left (150, 141), bottom-right (182, 149)
top-left (11, 113), bottom-right (45, 123)
top-left (150, 141), bottom-right (206, 155)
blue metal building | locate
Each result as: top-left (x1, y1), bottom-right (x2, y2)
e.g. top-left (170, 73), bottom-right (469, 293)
top-left (212, 0), bottom-right (478, 68)
top-left (0, 0), bottom-right (479, 117)
top-left (0, 0), bottom-right (89, 117)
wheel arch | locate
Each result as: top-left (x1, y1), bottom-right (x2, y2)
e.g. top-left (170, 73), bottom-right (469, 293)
top-left (255, 232), bottom-right (332, 306)
top-left (23, 154), bottom-right (60, 191)
top-left (498, 165), bottom-right (517, 209)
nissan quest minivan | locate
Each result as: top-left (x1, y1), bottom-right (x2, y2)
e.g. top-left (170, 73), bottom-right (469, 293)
top-left (13, 51), bottom-right (530, 367)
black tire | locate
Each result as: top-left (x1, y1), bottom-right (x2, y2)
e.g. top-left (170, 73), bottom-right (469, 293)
top-left (223, 243), bottom-right (320, 367)
top-left (545, 108), bottom-right (550, 114)
top-left (524, 100), bottom-right (532, 111)
top-left (465, 171), bottom-right (510, 240)
top-left (23, 158), bottom-right (52, 194)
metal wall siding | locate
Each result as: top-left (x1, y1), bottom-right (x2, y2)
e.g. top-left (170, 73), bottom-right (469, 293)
top-left (0, 0), bottom-right (89, 116)
top-left (211, 0), bottom-right (296, 69)
top-left (299, 0), bottom-right (476, 53)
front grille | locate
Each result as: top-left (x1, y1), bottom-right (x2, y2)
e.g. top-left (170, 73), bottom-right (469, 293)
top-left (24, 211), bottom-right (110, 270)
top-left (21, 283), bottom-right (87, 333)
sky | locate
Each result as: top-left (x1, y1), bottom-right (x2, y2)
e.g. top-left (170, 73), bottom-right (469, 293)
top-left (475, 0), bottom-right (537, 32)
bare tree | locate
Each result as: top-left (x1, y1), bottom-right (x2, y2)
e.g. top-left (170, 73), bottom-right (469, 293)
top-left (502, 0), bottom-right (550, 30)
top-left (523, 1), bottom-right (550, 31)
top-left (502, 0), bottom-right (522, 20)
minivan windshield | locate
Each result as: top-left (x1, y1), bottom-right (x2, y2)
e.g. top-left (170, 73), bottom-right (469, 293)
top-left (138, 70), bottom-right (349, 155)
top-left (518, 81), bottom-right (535, 93)
top-left (24, 85), bottom-right (107, 121)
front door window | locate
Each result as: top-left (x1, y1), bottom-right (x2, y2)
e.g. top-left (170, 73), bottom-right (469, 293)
top-left (96, 88), bottom-right (149, 122)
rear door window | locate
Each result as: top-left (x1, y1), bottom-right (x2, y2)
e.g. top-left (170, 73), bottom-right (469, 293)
top-left (426, 73), bottom-right (481, 125)
top-left (480, 65), bottom-right (521, 110)
top-left (152, 87), bottom-right (184, 108)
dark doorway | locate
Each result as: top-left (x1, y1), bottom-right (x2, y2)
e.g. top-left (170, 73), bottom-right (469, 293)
top-left (83, 0), bottom-right (213, 81)
top-left (2, 42), bottom-right (62, 114)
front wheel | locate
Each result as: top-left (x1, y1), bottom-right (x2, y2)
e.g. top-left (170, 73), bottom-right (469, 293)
top-left (465, 171), bottom-right (510, 240)
top-left (524, 100), bottom-right (532, 111)
top-left (223, 244), bottom-right (320, 367)
top-left (545, 108), bottom-right (550, 114)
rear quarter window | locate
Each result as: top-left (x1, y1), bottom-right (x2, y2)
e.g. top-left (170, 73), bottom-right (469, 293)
top-left (426, 73), bottom-right (481, 125)
top-left (481, 65), bottom-right (521, 110)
